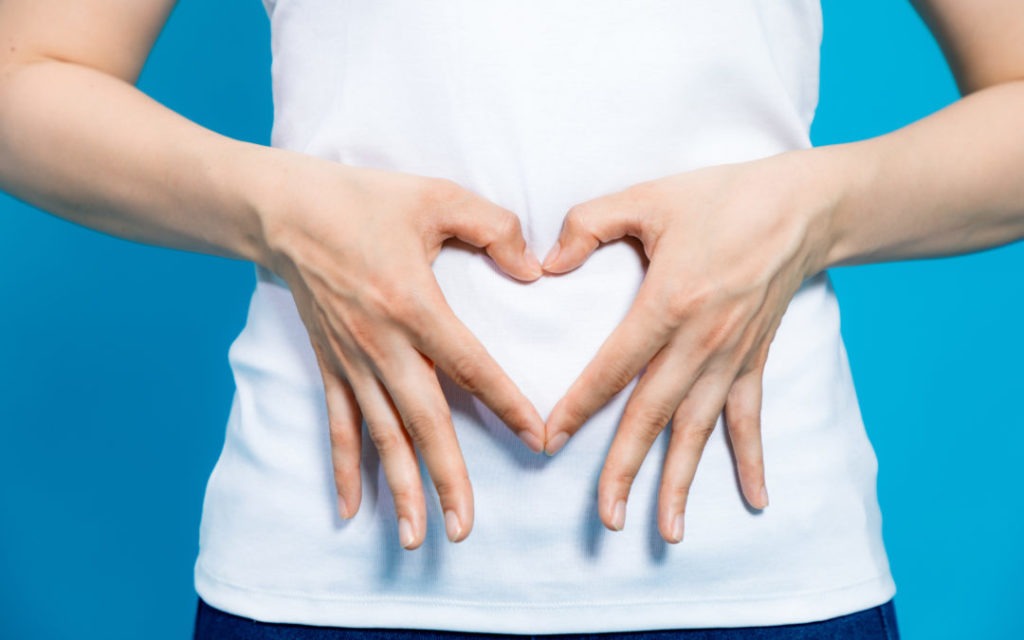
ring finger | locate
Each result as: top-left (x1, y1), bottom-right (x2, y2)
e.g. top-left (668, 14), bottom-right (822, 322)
top-left (341, 353), bottom-right (429, 551)
top-left (658, 368), bottom-right (737, 544)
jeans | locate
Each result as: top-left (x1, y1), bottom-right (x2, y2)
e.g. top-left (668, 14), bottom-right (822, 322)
top-left (193, 597), bottom-right (900, 640)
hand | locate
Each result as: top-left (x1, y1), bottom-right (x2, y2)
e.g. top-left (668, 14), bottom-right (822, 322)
top-left (541, 148), bottom-right (838, 544)
top-left (254, 150), bottom-right (547, 550)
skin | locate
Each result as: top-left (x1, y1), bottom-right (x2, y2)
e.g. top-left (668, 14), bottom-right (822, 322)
top-left (0, 0), bottom-right (549, 551)
top-left (542, 0), bottom-right (1024, 542)
top-left (1, 0), bottom-right (1022, 551)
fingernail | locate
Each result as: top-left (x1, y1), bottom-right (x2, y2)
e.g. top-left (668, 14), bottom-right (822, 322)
top-left (542, 240), bottom-right (562, 270)
top-left (520, 430), bottom-right (544, 454)
top-left (759, 485), bottom-right (769, 508)
top-left (523, 245), bottom-right (543, 278)
top-left (670, 513), bottom-right (685, 543)
top-left (444, 509), bottom-right (462, 542)
top-left (398, 517), bottom-right (415, 549)
top-left (611, 499), bottom-right (626, 531)
top-left (337, 495), bottom-right (349, 519)
top-left (544, 431), bottom-right (570, 456)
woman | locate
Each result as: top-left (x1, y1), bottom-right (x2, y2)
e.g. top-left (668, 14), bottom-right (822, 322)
top-left (1, 0), bottom-right (1021, 638)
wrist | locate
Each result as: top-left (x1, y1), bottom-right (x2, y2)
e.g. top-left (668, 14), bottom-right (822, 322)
top-left (219, 140), bottom-right (300, 271)
top-left (782, 141), bottom-right (879, 276)
top-left (804, 140), bottom-right (880, 272)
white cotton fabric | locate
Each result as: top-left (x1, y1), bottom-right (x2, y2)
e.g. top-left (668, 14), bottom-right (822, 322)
top-left (194, 0), bottom-right (896, 633)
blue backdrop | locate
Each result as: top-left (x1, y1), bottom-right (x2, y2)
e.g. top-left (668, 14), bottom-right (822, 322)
top-left (1, 1), bottom-right (1021, 638)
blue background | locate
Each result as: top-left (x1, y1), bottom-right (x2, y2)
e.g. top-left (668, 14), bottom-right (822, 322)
top-left (1, 1), bottom-right (1021, 638)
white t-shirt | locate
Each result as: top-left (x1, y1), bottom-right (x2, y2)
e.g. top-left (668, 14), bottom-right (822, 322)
top-left (194, 0), bottom-right (896, 633)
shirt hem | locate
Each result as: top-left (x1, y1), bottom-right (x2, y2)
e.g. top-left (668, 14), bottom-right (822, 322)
top-left (194, 560), bottom-right (897, 634)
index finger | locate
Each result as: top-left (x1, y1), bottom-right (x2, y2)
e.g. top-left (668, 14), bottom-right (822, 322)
top-left (544, 278), bottom-right (675, 454)
top-left (404, 278), bottom-right (546, 454)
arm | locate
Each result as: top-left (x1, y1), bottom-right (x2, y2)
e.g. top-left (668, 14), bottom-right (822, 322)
top-left (0, 0), bottom-right (271, 262)
top-left (539, 0), bottom-right (1024, 542)
top-left (813, 0), bottom-right (1024, 271)
top-left (0, 0), bottom-right (547, 549)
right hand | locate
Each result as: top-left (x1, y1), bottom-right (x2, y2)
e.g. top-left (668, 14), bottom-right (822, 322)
top-left (255, 150), bottom-right (546, 550)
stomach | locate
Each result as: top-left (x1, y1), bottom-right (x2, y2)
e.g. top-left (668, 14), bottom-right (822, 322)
top-left (200, 260), bottom-right (891, 605)
top-left (193, 1), bottom-right (895, 628)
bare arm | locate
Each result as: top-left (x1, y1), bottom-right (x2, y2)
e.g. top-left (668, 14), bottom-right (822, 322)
top-left (0, 0), bottom-right (548, 549)
top-left (0, 0), bottom-right (269, 262)
top-left (814, 0), bottom-right (1024, 271)
top-left (539, 0), bottom-right (1024, 541)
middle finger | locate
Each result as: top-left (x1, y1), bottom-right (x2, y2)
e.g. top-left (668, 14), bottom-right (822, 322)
top-left (368, 331), bottom-right (475, 545)
top-left (659, 368), bottom-right (738, 544)
top-left (341, 356), bottom-right (428, 550)
top-left (404, 276), bottom-right (545, 453)
top-left (596, 337), bottom-right (702, 531)
top-left (545, 284), bottom-right (673, 454)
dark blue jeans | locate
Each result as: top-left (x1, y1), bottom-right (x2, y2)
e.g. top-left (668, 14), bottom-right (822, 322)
top-left (193, 597), bottom-right (900, 640)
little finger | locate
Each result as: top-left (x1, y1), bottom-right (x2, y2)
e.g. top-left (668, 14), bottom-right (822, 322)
top-left (314, 348), bottom-right (364, 520)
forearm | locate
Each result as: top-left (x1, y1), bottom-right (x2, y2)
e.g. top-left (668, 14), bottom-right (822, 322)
top-left (811, 79), bottom-right (1024, 271)
top-left (0, 57), bottom-right (275, 265)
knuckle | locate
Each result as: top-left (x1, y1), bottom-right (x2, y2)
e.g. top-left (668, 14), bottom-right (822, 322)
top-left (634, 295), bottom-right (675, 338)
top-left (701, 319), bottom-right (736, 353)
top-left (344, 315), bottom-right (382, 354)
top-left (377, 281), bottom-right (429, 323)
top-left (389, 485), bottom-right (419, 508)
top-left (446, 351), bottom-right (484, 394)
top-left (491, 402), bottom-right (528, 433)
top-left (331, 447), bottom-right (354, 473)
top-left (328, 418), bottom-right (359, 447)
top-left (558, 395), bottom-right (593, 431)
top-left (581, 360), bottom-right (634, 399)
top-left (557, 397), bottom-right (598, 432)
top-left (737, 447), bottom-right (764, 476)
top-left (601, 465), bottom-right (638, 495)
top-left (332, 462), bottom-right (357, 493)
top-left (368, 425), bottom-right (405, 456)
top-left (688, 280), bottom-right (716, 309)
top-left (679, 419), bottom-right (717, 445)
top-left (623, 402), bottom-right (674, 440)
top-left (492, 210), bottom-right (523, 242)
top-left (563, 204), bottom-right (592, 235)
top-left (354, 280), bottom-right (393, 319)
top-left (663, 478), bottom-right (694, 503)
top-left (664, 288), bottom-right (699, 323)
top-left (728, 410), bottom-right (761, 436)
top-left (600, 356), bottom-right (639, 394)
top-left (401, 408), bottom-right (449, 448)
top-left (431, 469), bottom-right (471, 500)
top-left (332, 470), bottom-right (348, 492)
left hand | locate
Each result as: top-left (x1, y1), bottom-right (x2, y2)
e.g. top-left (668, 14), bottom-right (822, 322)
top-left (541, 148), bottom-right (840, 544)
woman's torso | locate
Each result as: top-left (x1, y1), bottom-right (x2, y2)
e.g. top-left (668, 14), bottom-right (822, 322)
top-left (194, 0), bottom-right (896, 632)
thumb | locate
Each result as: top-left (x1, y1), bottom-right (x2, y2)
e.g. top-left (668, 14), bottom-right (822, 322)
top-left (437, 188), bottom-right (542, 281)
top-left (542, 190), bottom-right (646, 274)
